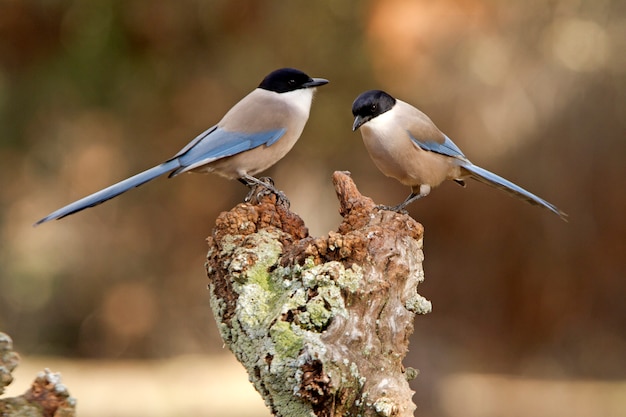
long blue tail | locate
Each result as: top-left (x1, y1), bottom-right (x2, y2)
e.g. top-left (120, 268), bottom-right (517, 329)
top-left (34, 159), bottom-right (180, 226)
top-left (462, 162), bottom-right (568, 221)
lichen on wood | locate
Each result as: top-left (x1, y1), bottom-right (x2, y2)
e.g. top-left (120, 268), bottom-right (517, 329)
top-left (0, 332), bottom-right (76, 417)
top-left (206, 171), bottom-right (431, 417)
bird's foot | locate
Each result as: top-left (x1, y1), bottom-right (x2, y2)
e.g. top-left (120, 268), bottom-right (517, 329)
top-left (375, 204), bottom-right (409, 214)
top-left (244, 176), bottom-right (290, 208)
top-left (375, 192), bottom-right (424, 214)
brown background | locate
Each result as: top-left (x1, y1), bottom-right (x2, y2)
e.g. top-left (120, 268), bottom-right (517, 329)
top-left (1, 0), bottom-right (624, 415)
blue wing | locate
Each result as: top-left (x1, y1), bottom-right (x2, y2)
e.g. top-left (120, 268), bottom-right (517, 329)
top-left (35, 126), bottom-right (286, 225)
top-left (408, 132), bottom-right (467, 159)
top-left (408, 131), bottom-right (567, 220)
top-left (461, 163), bottom-right (567, 220)
top-left (169, 126), bottom-right (286, 176)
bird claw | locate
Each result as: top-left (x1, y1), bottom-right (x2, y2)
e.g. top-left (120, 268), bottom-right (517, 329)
top-left (244, 176), bottom-right (290, 208)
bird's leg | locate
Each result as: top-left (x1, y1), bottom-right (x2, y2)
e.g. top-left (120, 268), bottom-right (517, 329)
top-left (241, 174), bottom-right (290, 207)
top-left (377, 185), bottom-right (431, 213)
top-left (376, 193), bottom-right (421, 213)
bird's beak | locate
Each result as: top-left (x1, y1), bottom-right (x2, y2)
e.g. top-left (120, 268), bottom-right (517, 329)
top-left (303, 78), bottom-right (329, 88)
top-left (352, 115), bottom-right (366, 131)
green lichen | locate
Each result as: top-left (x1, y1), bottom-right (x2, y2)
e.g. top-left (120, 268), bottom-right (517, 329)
top-left (208, 229), bottom-right (370, 416)
top-left (404, 367), bottom-right (419, 381)
top-left (405, 293), bottom-right (432, 315)
top-left (299, 296), bottom-right (333, 330)
top-left (230, 230), bottom-right (284, 335)
top-left (270, 321), bottom-right (304, 358)
top-left (293, 261), bottom-right (363, 331)
top-left (301, 261), bottom-right (360, 292)
top-left (218, 234), bottom-right (241, 257)
top-left (336, 263), bottom-right (362, 292)
top-left (373, 397), bottom-right (398, 416)
top-left (206, 282), bottom-right (231, 342)
top-left (350, 361), bottom-right (367, 388)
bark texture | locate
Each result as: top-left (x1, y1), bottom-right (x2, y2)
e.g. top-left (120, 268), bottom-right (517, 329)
top-left (0, 332), bottom-right (76, 417)
top-left (206, 171), bottom-right (431, 417)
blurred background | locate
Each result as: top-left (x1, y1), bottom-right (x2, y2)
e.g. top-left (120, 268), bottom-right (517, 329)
top-left (1, 0), bottom-right (625, 416)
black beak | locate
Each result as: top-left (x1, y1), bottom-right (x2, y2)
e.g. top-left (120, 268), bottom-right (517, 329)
top-left (352, 115), bottom-right (367, 131)
top-left (303, 77), bottom-right (329, 88)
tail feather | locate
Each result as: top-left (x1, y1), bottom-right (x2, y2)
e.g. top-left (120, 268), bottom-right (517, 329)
top-left (462, 163), bottom-right (568, 221)
top-left (34, 159), bottom-right (180, 226)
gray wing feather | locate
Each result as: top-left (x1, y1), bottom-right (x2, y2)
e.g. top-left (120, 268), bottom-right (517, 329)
top-left (461, 162), bottom-right (567, 220)
top-left (408, 131), bottom-right (567, 220)
top-left (170, 127), bottom-right (286, 176)
top-left (408, 133), bottom-right (466, 159)
top-left (35, 127), bottom-right (286, 225)
top-left (34, 159), bottom-right (180, 225)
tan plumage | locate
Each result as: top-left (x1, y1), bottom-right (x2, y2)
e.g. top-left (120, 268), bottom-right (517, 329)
top-left (197, 88), bottom-right (315, 179)
top-left (35, 68), bottom-right (328, 225)
top-left (360, 99), bottom-right (463, 194)
top-left (352, 90), bottom-right (567, 220)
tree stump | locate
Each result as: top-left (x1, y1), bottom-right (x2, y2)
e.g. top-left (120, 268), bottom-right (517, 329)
top-left (206, 171), bottom-right (431, 417)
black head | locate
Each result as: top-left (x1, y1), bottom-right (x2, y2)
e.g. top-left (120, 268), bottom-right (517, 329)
top-left (258, 68), bottom-right (329, 93)
top-left (351, 90), bottom-right (396, 131)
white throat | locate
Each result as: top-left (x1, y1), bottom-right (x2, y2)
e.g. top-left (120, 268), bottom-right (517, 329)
top-left (278, 88), bottom-right (315, 116)
top-left (363, 107), bottom-right (396, 133)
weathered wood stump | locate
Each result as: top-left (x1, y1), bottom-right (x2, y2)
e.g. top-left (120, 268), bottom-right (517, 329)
top-left (206, 171), bottom-right (431, 417)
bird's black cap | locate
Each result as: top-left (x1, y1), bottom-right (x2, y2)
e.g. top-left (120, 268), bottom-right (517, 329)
top-left (259, 68), bottom-right (328, 93)
top-left (351, 90), bottom-right (396, 131)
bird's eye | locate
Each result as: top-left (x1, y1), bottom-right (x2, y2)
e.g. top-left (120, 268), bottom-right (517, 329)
top-left (371, 104), bottom-right (377, 112)
top-left (288, 79), bottom-right (296, 85)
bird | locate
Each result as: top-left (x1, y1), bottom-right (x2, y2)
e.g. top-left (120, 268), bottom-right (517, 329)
top-left (34, 68), bottom-right (329, 226)
top-left (351, 90), bottom-right (567, 221)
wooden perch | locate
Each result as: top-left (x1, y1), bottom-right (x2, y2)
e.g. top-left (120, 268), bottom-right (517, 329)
top-left (206, 171), bottom-right (431, 417)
